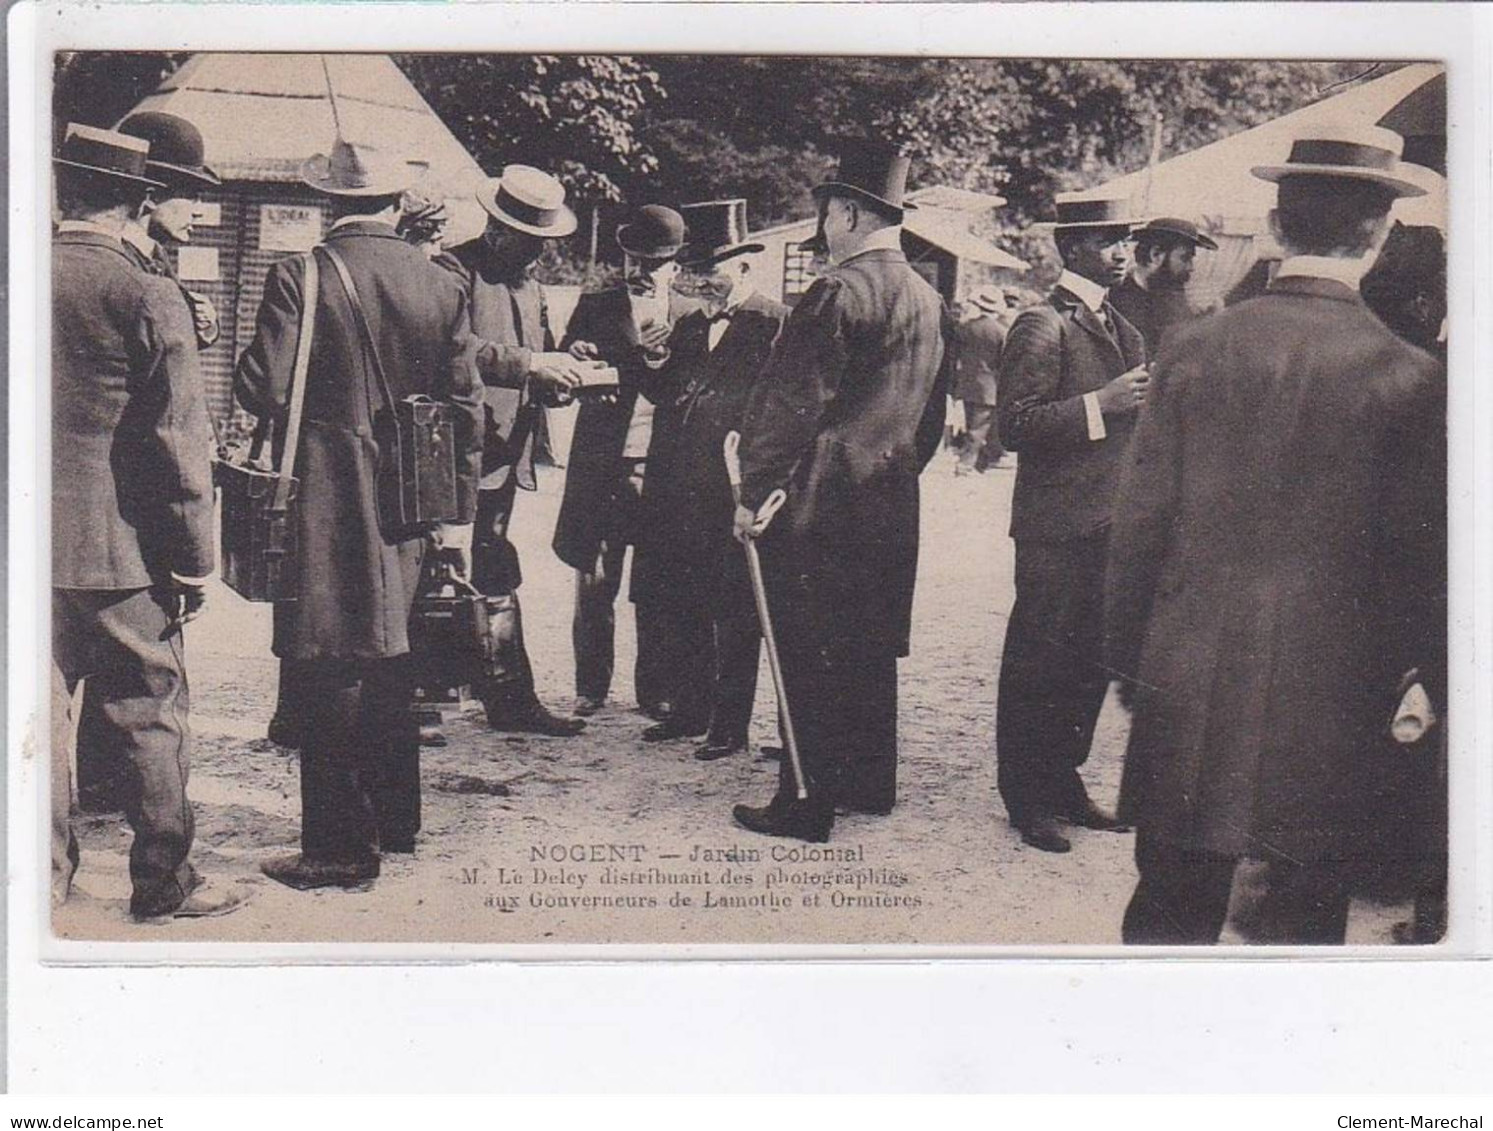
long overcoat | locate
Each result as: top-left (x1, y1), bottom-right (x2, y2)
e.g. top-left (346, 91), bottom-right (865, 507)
top-left (738, 247), bottom-right (951, 658)
top-left (1104, 275), bottom-right (1445, 863)
top-left (53, 228), bottom-right (215, 588)
top-left (551, 285), bottom-right (700, 575)
top-left (952, 312), bottom-right (1005, 406)
top-left (234, 220), bottom-right (484, 661)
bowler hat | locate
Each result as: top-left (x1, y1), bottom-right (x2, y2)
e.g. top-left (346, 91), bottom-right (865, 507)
top-left (616, 204), bottom-right (686, 260)
top-left (1251, 123), bottom-right (1425, 198)
top-left (117, 111), bottom-right (220, 190)
top-left (1132, 216), bottom-right (1219, 251)
top-left (53, 123), bottom-right (164, 188)
top-left (478, 165), bottom-right (578, 238)
top-left (1042, 193), bottom-right (1136, 234)
top-left (300, 137), bottom-right (421, 198)
top-left (811, 139), bottom-right (918, 217)
top-left (679, 199), bottom-right (765, 267)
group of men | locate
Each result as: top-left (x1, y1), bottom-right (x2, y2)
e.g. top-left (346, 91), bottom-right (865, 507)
top-left (52, 104), bottom-right (1445, 946)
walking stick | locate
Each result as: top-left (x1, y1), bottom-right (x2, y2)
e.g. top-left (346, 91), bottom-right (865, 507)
top-left (723, 431), bottom-right (808, 801)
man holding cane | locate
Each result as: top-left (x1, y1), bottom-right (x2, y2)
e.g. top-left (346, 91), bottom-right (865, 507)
top-left (731, 141), bottom-right (951, 842)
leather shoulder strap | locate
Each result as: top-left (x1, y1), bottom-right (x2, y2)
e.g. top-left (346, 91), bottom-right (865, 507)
top-left (322, 243), bottom-right (398, 415)
top-left (272, 251), bottom-right (318, 510)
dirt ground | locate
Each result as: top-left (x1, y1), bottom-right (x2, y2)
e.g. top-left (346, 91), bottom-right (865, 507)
top-left (53, 447), bottom-right (1414, 947)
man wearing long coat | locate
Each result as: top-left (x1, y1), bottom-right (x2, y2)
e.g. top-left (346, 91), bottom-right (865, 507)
top-left (732, 143), bottom-right (950, 842)
top-left (1105, 128), bottom-right (1445, 944)
top-left (235, 141), bottom-right (484, 891)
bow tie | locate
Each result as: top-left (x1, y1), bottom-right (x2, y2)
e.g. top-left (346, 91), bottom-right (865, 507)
top-left (709, 308), bottom-right (734, 324)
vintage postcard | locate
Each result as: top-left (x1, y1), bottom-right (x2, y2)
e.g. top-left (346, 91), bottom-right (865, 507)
top-left (22, 35), bottom-right (1467, 957)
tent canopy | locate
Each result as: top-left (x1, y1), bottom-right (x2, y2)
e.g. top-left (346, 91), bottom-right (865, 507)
top-left (1073, 63), bottom-right (1446, 236)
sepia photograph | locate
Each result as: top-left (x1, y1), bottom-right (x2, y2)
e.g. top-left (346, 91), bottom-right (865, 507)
top-left (38, 46), bottom-right (1452, 951)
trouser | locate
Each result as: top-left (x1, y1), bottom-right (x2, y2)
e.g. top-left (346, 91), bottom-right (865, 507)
top-left (75, 685), bottom-right (123, 812)
top-left (1122, 831), bottom-right (1353, 945)
top-left (297, 655), bottom-right (420, 865)
top-left (996, 531), bottom-right (1110, 824)
top-left (705, 551), bottom-right (763, 746)
top-left (958, 402), bottom-right (1002, 469)
top-left (52, 586), bottom-right (197, 917)
top-left (572, 459), bottom-right (669, 708)
top-left (473, 478), bottom-right (540, 717)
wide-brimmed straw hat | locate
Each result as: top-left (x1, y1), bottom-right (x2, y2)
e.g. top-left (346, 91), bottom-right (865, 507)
top-left (1250, 124), bottom-right (1426, 198)
top-left (477, 165), bottom-right (578, 238)
top-left (53, 123), bottom-right (164, 188)
top-left (1038, 193), bottom-right (1136, 234)
top-left (300, 137), bottom-right (422, 198)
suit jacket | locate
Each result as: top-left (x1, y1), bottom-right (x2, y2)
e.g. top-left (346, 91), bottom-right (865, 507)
top-left (53, 229), bottom-right (215, 588)
top-left (122, 233), bottom-right (220, 348)
top-left (439, 242), bottom-right (551, 493)
top-left (1108, 274), bottom-right (1197, 361)
top-left (952, 312), bottom-right (1005, 405)
top-left (1104, 275), bottom-right (1446, 862)
top-left (234, 220), bottom-right (485, 660)
top-left (632, 290), bottom-right (788, 606)
top-left (552, 285), bottom-right (702, 572)
top-left (739, 247), bottom-right (951, 657)
top-left (997, 285), bottom-right (1146, 542)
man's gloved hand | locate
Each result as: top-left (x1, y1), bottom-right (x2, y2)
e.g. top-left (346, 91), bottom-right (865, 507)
top-left (733, 503), bottom-right (769, 543)
top-left (431, 523), bottom-right (474, 580)
top-left (164, 576), bottom-right (207, 632)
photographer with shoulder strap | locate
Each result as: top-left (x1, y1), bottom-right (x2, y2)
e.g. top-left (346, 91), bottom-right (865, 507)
top-left (232, 138), bottom-right (484, 892)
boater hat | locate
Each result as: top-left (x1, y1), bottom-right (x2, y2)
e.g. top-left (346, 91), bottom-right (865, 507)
top-left (117, 111), bottom-right (221, 190)
top-left (301, 137), bottom-right (421, 197)
top-left (811, 138), bottom-right (918, 217)
top-left (53, 123), bottom-right (164, 188)
top-left (968, 285), bottom-right (1008, 314)
top-left (1041, 192), bottom-right (1136, 233)
top-left (616, 204), bottom-right (686, 260)
top-left (1250, 123), bottom-right (1426, 199)
top-left (1132, 216), bottom-right (1218, 251)
top-left (679, 199), bottom-right (765, 267)
top-left (478, 165), bottom-right (578, 238)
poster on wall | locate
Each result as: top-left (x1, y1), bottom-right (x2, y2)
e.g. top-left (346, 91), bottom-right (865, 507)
top-left (258, 202), bottom-right (324, 252)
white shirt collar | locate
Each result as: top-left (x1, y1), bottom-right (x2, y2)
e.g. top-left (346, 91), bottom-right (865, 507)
top-left (835, 225), bottom-right (904, 267)
top-left (56, 219), bottom-right (120, 239)
top-left (1056, 269), bottom-right (1108, 312)
top-left (121, 222), bottom-right (157, 259)
top-left (1274, 254), bottom-right (1372, 291)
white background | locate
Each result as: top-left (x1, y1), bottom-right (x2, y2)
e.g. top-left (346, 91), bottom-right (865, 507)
top-left (8, 1), bottom-right (1492, 1093)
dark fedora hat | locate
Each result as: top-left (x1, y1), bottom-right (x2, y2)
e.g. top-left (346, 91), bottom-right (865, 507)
top-left (53, 123), bottom-right (164, 188)
top-left (117, 111), bottom-right (220, 190)
top-left (679, 199), bottom-right (765, 267)
top-left (1041, 192), bottom-right (1136, 233)
top-left (300, 136), bottom-right (421, 198)
top-left (811, 138), bottom-right (918, 217)
top-left (478, 165), bottom-right (577, 238)
top-left (1251, 123), bottom-right (1426, 199)
top-left (616, 204), bottom-right (686, 260)
top-left (1132, 216), bottom-right (1219, 251)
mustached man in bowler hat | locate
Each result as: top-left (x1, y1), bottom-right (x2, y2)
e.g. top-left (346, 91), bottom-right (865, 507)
top-left (553, 204), bottom-right (705, 721)
top-left (1108, 216), bottom-right (1218, 360)
top-left (51, 124), bottom-right (241, 921)
top-left (993, 193), bottom-right (1148, 855)
top-left (235, 138), bottom-right (485, 892)
top-left (630, 199), bottom-right (788, 757)
top-left (436, 165), bottom-right (595, 737)
top-left (730, 140), bottom-right (953, 843)
top-left (1106, 124), bottom-right (1444, 944)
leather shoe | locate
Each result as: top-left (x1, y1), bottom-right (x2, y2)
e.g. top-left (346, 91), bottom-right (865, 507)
top-left (487, 700), bottom-right (586, 736)
top-left (1016, 815), bottom-right (1071, 854)
top-left (132, 880), bottom-right (249, 922)
top-left (638, 699), bottom-right (673, 721)
top-left (732, 797), bottom-right (833, 843)
top-left (1062, 798), bottom-right (1131, 832)
top-left (693, 739), bottom-right (745, 762)
top-left (266, 714), bottom-right (303, 749)
top-left (260, 853), bottom-right (378, 892)
top-left (643, 718), bottom-right (709, 743)
top-left (574, 696), bottom-right (605, 717)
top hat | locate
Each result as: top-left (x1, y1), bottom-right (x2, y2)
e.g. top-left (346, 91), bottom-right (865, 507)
top-left (616, 204), bottom-right (687, 260)
top-left (1251, 124), bottom-right (1426, 198)
top-left (968, 285), bottom-right (1008, 314)
top-left (301, 137), bottom-right (421, 197)
top-left (53, 123), bottom-right (164, 188)
top-left (1043, 193), bottom-right (1136, 233)
top-left (679, 199), bottom-right (765, 267)
top-left (116, 111), bottom-right (220, 190)
top-left (478, 165), bottom-right (578, 238)
top-left (1132, 216), bottom-right (1219, 251)
top-left (811, 139), bottom-right (918, 217)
